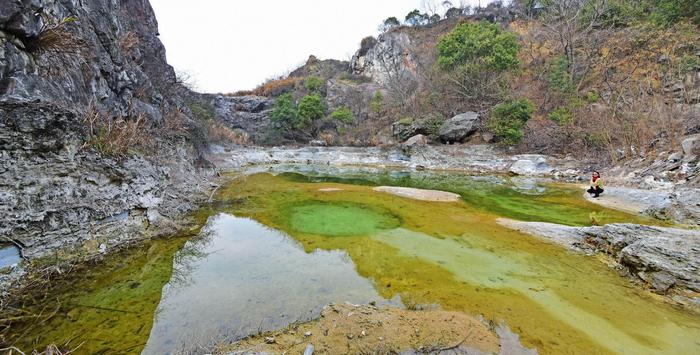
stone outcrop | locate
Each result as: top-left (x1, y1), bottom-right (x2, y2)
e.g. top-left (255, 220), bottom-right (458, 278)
top-left (350, 30), bottom-right (418, 86)
top-left (0, 0), bottom-right (185, 119)
top-left (403, 134), bottom-right (428, 147)
top-left (211, 94), bottom-right (273, 142)
top-left (211, 145), bottom-right (582, 179)
top-left (498, 219), bottom-right (700, 303)
top-left (0, 0), bottom-right (217, 293)
top-left (643, 187), bottom-right (700, 226)
top-left (508, 155), bottom-right (552, 175)
top-left (438, 112), bottom-right (479, 143)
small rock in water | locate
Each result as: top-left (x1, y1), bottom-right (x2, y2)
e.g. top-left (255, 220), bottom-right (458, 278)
top-left (303, 344), bottom-right (314, 355)
top-left (304, 331), bottom-right (312, 337)
top-left (361, 330), bottom-right (367, 337)
top-left (264, 336), bottom-right (276, 344)
top-left (347, 334), bottom-right (354, 339)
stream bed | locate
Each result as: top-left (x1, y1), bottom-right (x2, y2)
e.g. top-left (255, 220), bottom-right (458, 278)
top-left (2, 166), bottom-right (699, 354)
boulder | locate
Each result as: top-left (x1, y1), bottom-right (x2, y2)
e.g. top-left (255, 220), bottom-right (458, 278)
top-left (508, 155), bottom-right (551, 175)
top-left (403, 134), bottom-right (428, 147)
top-left (438, 112), bottom-right (479, 143)
top-left (391, 121), bottom-right (421, 141)
top-left (645, 188), bottom-right (700, 226)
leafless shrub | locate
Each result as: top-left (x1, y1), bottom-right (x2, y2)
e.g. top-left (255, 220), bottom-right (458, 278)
top-left (82, 105), bottom-right (153, 159)
top-left (160, 106), bottom-right (189, 139)
top-left (206, 121), bottom-right (250, 146)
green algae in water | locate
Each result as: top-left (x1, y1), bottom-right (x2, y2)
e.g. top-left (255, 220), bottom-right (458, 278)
top-left (276, 168), bottom-right (660, 227)
top-left (220, 171), bottom-right (700, 355)
top-left (4, 168), bottom-right (697, 355)
top-left (286, 201), bottom-right (401, 236)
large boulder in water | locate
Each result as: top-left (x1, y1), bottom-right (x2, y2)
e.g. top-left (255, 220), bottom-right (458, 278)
top-left (439, 112), bottom-right (479, 143)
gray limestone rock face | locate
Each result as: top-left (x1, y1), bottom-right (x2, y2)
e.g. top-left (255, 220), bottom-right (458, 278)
top-left (212, 94), bottom-right (273, 142)
top-left (0, 0), bottom-right (216, 294)
top-left (438, 112), bottom-right (479, 143)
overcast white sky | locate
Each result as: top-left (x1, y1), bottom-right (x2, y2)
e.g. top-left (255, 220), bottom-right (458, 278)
top-left (150, 0), bottom-right (490, 93)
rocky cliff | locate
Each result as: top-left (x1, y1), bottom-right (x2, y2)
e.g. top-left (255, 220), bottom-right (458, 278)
top-left (0, 0), bottom-right (216, 286)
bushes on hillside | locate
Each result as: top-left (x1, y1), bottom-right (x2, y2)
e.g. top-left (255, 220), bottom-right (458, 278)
top-left (650, 0), bottom-right (700, 26)
top-left (298, 94), bottom-right (325, 128)
top-left (437, 22), bottom-right (520, 71)
top-left (330, 106), bottom-right (355, 124)
top-left (269, 93), bottom-right (300, 128)
top-left (305, 76), bottom-right (323, 92)
top-left (435, 22), bottom-right (520, 107)
top-left (488, 98), bottom-right (535, 145)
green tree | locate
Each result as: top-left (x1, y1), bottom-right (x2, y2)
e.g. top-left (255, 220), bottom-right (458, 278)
top-left (269, 93), bottom-right (299, 128)
top-left (380, 16), bottom-right (401, 32)
top-left (330, 106), bottom-right (355, 124)
top-left (651, 0), bottom-right (700, 26)
top-left (405, 9), bottom-right (428, 26)
top-left (369, 90), bottom-right (384, 116)
top-left (298, 94), bottom-right (325, 128)
top-left (547, 56), bottom-right (575, 94)
top-left (305, 76), bottom-right (323, 92)
top-left (488, 98), bottom-right (535, 145)
top-left (437, 21), bottom-right (520, 71)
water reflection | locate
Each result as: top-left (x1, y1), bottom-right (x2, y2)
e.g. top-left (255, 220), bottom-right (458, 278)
top-left (143, 214), bottom-right (397, 354)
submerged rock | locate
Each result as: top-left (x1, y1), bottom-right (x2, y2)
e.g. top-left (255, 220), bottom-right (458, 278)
top-left (373, 186), bottom-right (461, 202)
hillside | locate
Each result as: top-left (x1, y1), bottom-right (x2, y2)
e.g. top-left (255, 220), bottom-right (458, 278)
top-left (216, 1), bottom-right (700, 185)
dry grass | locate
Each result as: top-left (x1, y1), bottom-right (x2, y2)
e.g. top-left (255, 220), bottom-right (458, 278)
top-left (206, 121), bottom-right (250, 145)
top-left (82, 105), bottom-right (153, 159)
top-left (160, 106), bottom-right (189, 139)
top-left (119, 31), bottom-right (139, 55)
top-left (230, 77), bottom-right (301, 97)
top-left (25, 16), bottom-right (84, 56)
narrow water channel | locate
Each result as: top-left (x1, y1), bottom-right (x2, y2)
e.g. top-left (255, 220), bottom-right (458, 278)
top-left (2, 167), bottom-right (698, 354)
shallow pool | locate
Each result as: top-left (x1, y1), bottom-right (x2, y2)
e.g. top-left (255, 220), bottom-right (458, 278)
top-left (2, 167), bottom-right (698, 354)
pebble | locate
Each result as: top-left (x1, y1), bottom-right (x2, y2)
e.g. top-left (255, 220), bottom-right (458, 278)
top-left (304, 331), bottom-right (312, 337)
top-left (264, 336), bottom-right (276, 344)
top-left (303, 344), bottom-right (314, 355)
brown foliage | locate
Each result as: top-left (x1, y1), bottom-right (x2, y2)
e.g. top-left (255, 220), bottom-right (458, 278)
top-left (25, 16), bottom-right (84, 56)
top-left (230, 77), bottom-right (302, 97)
top-left (119, 31), bottom-right (140, 55)
top-left (206, 121), bottom-right (250, 145)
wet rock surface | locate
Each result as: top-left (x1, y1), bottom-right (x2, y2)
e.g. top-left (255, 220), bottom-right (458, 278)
top-left (498, 219), bottom-right (700, 304)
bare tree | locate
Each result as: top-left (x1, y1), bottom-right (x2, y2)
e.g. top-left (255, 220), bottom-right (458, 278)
top-left (541, 0), bottom-right (608, 80)
top-left (374, 48), bottom-right (419, 103)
